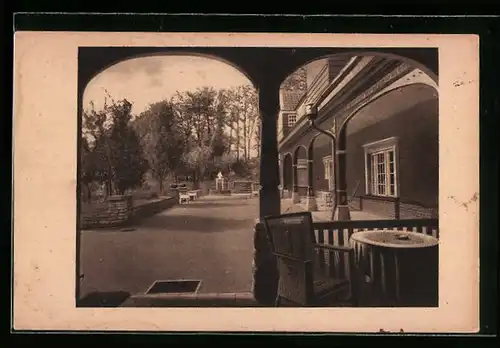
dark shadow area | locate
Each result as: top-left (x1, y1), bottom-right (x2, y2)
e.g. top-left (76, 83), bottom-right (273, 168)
top-left (78, 291), bottom-right (131, 307)
top-left (146, 280), bottom-right (201, 294)
top-left (132, 214), bottom-right (255, 232)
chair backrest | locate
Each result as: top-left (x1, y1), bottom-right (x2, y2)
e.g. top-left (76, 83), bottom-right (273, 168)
top-left (264, 212), bottom-right (316, 305)
top-left (178, 187), bottom-right (189, 193)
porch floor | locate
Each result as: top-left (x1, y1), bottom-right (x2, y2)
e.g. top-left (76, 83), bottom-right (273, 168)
top-left (120, 292), bottom-right (354, 307)
top-left (280, 198), bottom-right (387, 221)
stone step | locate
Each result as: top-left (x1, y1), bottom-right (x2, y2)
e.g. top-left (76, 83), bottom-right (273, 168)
top-left (121, 292), bottom-right (264, 307)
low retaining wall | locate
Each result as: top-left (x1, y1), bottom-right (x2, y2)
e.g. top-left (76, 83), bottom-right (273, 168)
top-left (81, 195), bottom-right (177, 229)
top-left (352, 195), bottom-right (438, 219)
top-left (132, 196), bottom-right (178, 222)
top-left (208, 189), bottom-right (232, 196)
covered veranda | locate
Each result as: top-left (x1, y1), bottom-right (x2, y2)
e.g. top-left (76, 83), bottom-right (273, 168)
top-left (77, 47), bottom-right (439, 306)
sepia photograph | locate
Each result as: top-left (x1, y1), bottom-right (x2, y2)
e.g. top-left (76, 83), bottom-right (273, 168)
top-left (13, 32), bottom-right (479, 332)
top-left (77, 46), bottom-right (439, 309)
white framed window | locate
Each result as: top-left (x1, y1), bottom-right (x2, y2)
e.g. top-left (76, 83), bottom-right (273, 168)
top-left (322, 155), bottom-right (333, 180)
top-left (287, 113), bottom-right (297, 127)
top-left (363, 137), bottom-right (399, 198)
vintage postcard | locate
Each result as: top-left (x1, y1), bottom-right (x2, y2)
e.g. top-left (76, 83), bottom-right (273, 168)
top-left (12, 32), bottom-right (479, 333)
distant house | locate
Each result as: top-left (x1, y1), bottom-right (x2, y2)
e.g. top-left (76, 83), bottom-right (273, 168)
top-left (278, 54), bottom-right (439, 219)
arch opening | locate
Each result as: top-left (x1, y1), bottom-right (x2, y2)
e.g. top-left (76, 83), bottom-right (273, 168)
top-left (78, 53), bottom-right (264, 305)
top-left (277, 48), bottom-right (439, 221)
top-left (339, 82), bottom-right (439, 218)
top-left (308, 133), bottom-right (335, 205)
top-left (276, 50), bottom-right (438, 148)
top-left (280, 50), bottom-right (438, 89)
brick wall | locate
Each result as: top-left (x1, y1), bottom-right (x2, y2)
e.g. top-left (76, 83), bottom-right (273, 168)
top-left (399, 202), bottom-right (438, 219)
top-left (81, 195), bottom-right (133, 229)
top-left (81, 195), bottom-right (177, 229)
top-left (352, 195), bottom-right (438, 219)
top-left (232, 181), bottom-right (253, 193)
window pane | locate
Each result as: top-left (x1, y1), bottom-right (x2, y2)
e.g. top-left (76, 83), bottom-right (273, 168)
top-left (366, 147), bottom-right (398, 197)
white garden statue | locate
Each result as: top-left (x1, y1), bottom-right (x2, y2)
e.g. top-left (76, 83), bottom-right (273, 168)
top-left (216, 171), bottom-right (225, 191)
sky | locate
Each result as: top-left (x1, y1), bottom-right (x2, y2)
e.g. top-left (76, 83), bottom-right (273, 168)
top-left (82, 55), bottom-right (253, 115)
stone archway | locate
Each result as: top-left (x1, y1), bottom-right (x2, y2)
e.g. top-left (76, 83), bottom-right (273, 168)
top-left (308, 133), bottom-right (336, 211)
top-left (339, 83), bottom-right (439, 218)
top-left (78, 46), bottom-right (440, 306)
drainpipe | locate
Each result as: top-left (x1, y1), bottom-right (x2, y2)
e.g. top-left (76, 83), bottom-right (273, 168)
top-left (304, 103), bottom-right (338, 220)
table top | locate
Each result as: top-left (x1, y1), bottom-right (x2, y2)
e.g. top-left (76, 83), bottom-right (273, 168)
top-left (350, 230), bottom-right (438, 249)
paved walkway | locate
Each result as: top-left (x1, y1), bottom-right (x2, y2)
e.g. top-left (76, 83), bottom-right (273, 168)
top-left (80, 195), bottom-right (259, 299)
top-left (79, 194), bottom-right (386, 303)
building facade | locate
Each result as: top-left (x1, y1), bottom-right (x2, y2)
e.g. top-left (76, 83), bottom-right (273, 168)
top-left (278, 54), bottom-right (439, 219)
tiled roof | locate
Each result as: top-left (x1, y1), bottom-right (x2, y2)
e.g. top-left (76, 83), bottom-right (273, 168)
top-left (279, 89), bottom-right (306, 111)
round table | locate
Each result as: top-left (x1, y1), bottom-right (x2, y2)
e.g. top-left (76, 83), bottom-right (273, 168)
top-left (350, 230), bottom-right (439, 307)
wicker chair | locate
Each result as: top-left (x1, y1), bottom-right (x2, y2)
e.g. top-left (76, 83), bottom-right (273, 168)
top-left (264, 212), bottom-right (358, 307)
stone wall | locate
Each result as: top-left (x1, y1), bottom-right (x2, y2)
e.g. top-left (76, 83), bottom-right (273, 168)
top-left (81, 195), bottom-right (177, 229)
top-left (81, 195), bottom-right (133, 229)
top-left (131, 196), bottom-right (178, 222)
top-left (231, 181), bottom-right (253, 194)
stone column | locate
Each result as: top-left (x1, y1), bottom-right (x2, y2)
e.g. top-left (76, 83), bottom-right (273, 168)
top-left (253, 81), bottom-right (280, 305)
top-left (333, 126), bottom-right (351, 220)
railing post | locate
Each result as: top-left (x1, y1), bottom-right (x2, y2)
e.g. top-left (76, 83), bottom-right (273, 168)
top-left (395, 197), bottom-right (401, 220)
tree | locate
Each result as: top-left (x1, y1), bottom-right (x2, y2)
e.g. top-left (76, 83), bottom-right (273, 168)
top-left (135, 100), bottom-right (185, 194)
top-left (82, 100), bottom-right (114, 196)
top-left (281, 66), bottom-right (307, 91)
top-left (226, 85), bottom-right (259, 162)
top-left (181, 145), bottom-right (213, 189)
top-left (80, 135), bottom-right (95, 202)
top-left (175, 87), bottom-right (218, 147)
top-left (213, 152), bottom-right (237, 174)
top-left (253, 118), bottom-right (261, 159)
top-left (211, 89), bottom-right (230, 157)
top-left (107, 99), bottom-right (149, 195)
